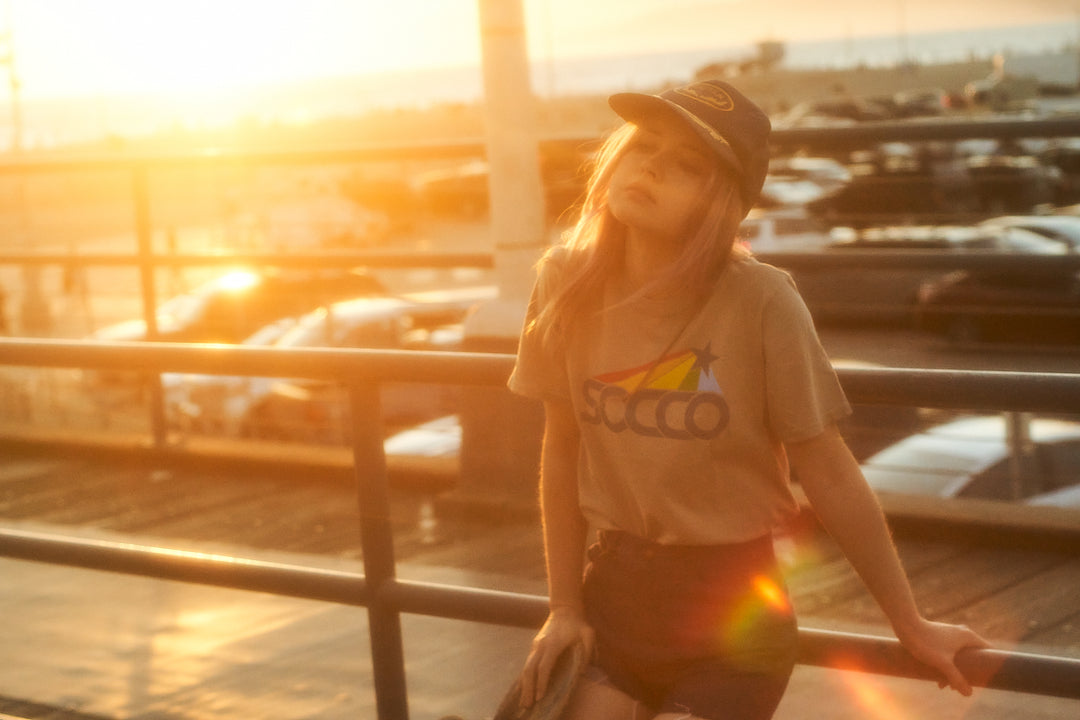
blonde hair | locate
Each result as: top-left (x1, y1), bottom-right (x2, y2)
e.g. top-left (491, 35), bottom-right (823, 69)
top-left (531, 122), bottom-right (749, 349)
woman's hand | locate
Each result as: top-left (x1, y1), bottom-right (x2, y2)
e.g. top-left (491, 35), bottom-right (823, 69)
top-left (896, 618), bottom-right (991, 696)
top-left (518, 606), bottom-right (595, 709)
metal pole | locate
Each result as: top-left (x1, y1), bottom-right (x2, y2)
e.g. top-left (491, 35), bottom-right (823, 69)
top-left (132, 164), bottom-right (168, 447)
top-left (476, 0), bottom-right (547, 306)
top-left (1, 25), bottom-right (50, 336)
top-left (457, 0), bottom-right (549, 507)
top-left (350, 382), bottom-right (408, 720)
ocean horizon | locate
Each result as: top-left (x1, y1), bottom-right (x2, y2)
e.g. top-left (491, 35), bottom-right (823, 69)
top-left (3, 19), bottom-right (1079, 149)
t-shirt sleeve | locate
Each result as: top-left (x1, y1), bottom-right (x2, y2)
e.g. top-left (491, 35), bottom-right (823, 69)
top-left (762, 272), bottom-right (851, 443)
top-left (507, 252), bottom-right (572, 401)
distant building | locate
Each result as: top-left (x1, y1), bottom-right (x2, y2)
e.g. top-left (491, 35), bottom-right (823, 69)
top-left (1001, 49), bottom-right (1080, 88)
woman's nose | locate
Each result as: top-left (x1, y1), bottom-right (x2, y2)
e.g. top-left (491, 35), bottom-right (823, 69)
top-left (641, 150), bottom-right (663, 178)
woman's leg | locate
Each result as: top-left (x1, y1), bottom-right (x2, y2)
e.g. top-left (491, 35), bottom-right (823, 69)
top-left (561, 666), bottom-right (653, 720)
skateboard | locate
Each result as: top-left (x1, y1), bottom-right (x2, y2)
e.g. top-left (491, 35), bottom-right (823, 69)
top-left (440, 641), bottom-right (586, 720)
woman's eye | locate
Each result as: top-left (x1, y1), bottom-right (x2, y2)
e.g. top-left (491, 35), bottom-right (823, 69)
top-left (678, 158), bottom-right (709, 176)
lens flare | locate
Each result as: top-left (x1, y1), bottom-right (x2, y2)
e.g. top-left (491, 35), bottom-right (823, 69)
top-left (753, 574), bottom-right (792, 614)
top-left (713, 573), bottom-right (795, 662)
top-left (838, 668), bottom-right (910, 720)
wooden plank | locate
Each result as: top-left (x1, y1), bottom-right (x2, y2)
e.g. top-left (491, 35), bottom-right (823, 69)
top-left (786, 538), bottom-right (959, 617)
top-left (937, 561), bottom-right (1080, 651)
top-left (809, 547), bottom-right (1067, 630)
top-left (1025, 608), bottom-right (1080, 657)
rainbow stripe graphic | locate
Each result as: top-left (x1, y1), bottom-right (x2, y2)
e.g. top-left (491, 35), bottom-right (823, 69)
top-left (595, 343), bottom-right (721, 394)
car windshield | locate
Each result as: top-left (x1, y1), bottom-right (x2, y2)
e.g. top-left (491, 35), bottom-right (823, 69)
top-left (156, 270), bottom-right (262, 327)
top-left (998, 227), bottom-right (1070, 254)
top-left (865, 434), bottom-right (1006, 476)
top-left (275, 308), bottom-right (335, 348)
top-left (242, 317), bottom-right (299, 346)
top-left (156, 292), bottom-right (207, 327)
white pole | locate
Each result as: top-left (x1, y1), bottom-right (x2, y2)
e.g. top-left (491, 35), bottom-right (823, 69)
top-left (469, 0), bottom-right (547, 342)
top-left (454, 0), bottom-right (548, 508)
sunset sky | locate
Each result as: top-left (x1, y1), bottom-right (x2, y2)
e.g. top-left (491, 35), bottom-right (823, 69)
top-left (2, 0), bottom-right (1077, 101)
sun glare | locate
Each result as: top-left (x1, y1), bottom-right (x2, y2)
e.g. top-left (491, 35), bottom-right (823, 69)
top-left (6, 0), bottom-right (480, 101)
top-left (838, 669), bottom-right (910, 720)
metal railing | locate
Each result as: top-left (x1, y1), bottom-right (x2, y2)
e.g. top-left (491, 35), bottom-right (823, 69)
top-left (1, 337), bottom-right (1080, 719)
top-left (3, 116), bottom-right (1080, 716)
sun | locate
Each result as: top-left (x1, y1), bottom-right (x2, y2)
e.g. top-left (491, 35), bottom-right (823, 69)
top-left (5, 0), bottom-right (482, 101)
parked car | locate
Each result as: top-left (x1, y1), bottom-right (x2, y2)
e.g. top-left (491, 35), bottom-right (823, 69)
top-left (1026, 483), bottom-right (1080, 508)
top-left (825, 223), bottom-right (1072, 254)
top-left (860, 414), bottom-right (1080, 501)
top-left (382, 414), bottom-right (462, 459)
top-left (979, 215), bottom-right (1080, 253)
top-left (740, 206), bottom-right (832, 254)
top-left (915, 269), bottom-right (1080, 345)
top-left (767, 156), bottom-right (852, 192)
top-left (234, 289), bottom-right (492, 442)
top-left (806, 145), bottom-right (1060, 227)
top-left (168, 290), bottom-right (488, 439)
top-left (785, 222), bottom-right (1069, 326)
top-left (85, 267), bottom-right (388, 397)
top-left (89, 268), bottom-right (387, 346)
top-left (163, 316), bottom-right (301, 435)
top-left (413, 148), bottom-right (588, 222)
top-left (248, 321), bottom-right (465, 444)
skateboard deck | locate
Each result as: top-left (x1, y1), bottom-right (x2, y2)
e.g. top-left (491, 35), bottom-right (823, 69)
top-left (438, 642), bottom-right (585, 720)
top-left (490, 641), bottom-right (587, 720)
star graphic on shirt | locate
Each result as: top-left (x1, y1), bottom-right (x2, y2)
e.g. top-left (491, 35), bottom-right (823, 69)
top-left (690, 342), bottom-right (719, 372)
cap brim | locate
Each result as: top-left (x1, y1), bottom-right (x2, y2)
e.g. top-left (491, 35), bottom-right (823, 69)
top-left (609, 92), bottom-right (746, 187)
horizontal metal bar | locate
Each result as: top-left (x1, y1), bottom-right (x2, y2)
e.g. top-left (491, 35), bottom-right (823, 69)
top-left (797, 628), bottom-right (1080, 701)
top-left (3, 339), bottom-right (1080, 414)
top-left (0, 525), bottom-right (368, 606)
top-left (0, 251), bottom-right (495, 269)
top-left (382, 578), bottom-right (549, 628)
top-left (2, 250), bottom-right (1078, 273)
top-left (0, 116), bottom-right (1077, 176)
top-left (835, 366), bottom-right (1080, 413)
top-left (770, 116), bottom-right (1080, 148)
top-left (760, 251), bottom-right (1080, 272)
top-left (0, 338), bottom-right (514, 386)
top-left (2, 526), bottom-right (1077, 700)
top-left (0, 140), bottom-right (491, 174)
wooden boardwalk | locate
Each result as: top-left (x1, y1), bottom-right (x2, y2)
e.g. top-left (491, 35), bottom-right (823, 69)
top-left (0, 443), bottom-right (1078, 719)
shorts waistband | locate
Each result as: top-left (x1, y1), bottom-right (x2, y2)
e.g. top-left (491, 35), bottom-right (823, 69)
top-left (595, 529), bottom-right (774, 559)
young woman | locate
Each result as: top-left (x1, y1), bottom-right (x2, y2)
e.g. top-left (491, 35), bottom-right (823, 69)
top-left (507, 80), bottom-right (988, 720)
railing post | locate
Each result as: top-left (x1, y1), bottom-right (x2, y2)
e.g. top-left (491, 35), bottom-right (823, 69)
top-left (349, 382), bottom-right (408, 720)
top-left (132, 163), bottom-right (168, 448)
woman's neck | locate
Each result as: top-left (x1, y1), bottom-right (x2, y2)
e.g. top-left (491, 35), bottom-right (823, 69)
top-left (622, 229), bottom-right (684, 291)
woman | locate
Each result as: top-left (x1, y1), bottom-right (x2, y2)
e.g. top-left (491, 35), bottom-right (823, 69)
top-left (507, 79), bottom-right (988, 720)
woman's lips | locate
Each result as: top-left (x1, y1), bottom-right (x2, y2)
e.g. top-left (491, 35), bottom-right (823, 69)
top-left (622, 183), bottom-right (655, 203)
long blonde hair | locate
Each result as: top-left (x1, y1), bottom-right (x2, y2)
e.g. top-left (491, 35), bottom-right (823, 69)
top-left (531, 122), bottom-right (749, 349)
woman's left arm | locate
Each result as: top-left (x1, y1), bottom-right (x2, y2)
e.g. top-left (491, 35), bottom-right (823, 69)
top-left (786, 424), bottom-right (990, 696)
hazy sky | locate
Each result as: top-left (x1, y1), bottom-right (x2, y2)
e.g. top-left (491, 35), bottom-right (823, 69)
top-left (2, 0), bottom-right (1076, 100)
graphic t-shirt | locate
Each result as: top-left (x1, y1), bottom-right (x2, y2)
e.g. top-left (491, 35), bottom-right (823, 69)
top-left (509, 249), bottom-right (851, 545)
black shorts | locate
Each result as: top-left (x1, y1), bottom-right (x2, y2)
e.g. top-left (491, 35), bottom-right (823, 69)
top-left (582, 530), bottom-right (798, 720)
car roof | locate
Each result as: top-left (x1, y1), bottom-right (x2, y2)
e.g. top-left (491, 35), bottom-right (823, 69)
top-left (981, 215), bottom-right (1080, 245)
top-left (861, 415), bottom-right (1080, 497)
top-left (1026, 483), bottom-right (1080, 508)
top-left (275, 297), bottom-right (415, 347)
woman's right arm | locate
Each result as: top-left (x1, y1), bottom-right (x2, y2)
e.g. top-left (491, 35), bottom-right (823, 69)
top-left (518, 398), bottom-right (593, 708)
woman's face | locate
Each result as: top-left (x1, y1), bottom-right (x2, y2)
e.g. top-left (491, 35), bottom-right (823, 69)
top-left (607, 114), bottom-right (722, 246)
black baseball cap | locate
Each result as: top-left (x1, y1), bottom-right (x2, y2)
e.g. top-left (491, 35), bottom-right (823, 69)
top-left (609, 79), bottom-right (771, 213)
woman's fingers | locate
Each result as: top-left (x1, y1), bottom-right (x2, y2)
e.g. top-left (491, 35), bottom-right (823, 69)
top-left (904, 621), bottom-right (991, 696)
top-left (522, 634), bottom-right (565, 708)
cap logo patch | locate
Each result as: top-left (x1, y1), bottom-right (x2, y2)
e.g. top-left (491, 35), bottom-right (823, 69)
top-left (679, 109), bottom-right (732, 148)
top-left (674, 85), bottom-right (735, 112)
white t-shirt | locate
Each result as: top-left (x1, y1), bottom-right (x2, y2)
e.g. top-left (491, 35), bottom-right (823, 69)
top-left (509, 249), bottom-right (851, 545)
